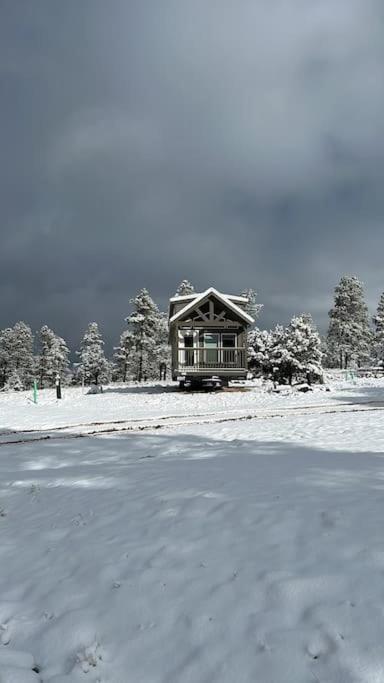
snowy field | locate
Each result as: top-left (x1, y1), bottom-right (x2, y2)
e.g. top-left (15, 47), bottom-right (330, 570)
top-left (1, 378), bottom-right (384, 682)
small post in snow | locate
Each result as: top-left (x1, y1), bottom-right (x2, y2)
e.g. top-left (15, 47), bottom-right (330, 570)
top-left (55, 373), bottom-right (62, 400)
top-left (33, 380), bottom-right (38, 404)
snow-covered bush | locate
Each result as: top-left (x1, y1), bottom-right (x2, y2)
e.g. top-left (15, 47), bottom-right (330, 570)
top-left (249, 315), bottom-right (323, 385)
top-left (276, 314), bottom-right (323, 385)
top-left (3, 369), bottom-right (24, 392)
top-left (248, 327), bottom-right (273, 376)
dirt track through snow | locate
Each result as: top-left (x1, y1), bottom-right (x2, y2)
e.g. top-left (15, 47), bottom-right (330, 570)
top-left (2, 400), bottom-right (384, 446)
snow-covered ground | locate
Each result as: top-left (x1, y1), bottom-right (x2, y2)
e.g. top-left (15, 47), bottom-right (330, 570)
top-left (1, 378), bottom-right (384, 681)
top-left (1, 375), bottom-right (383, 435)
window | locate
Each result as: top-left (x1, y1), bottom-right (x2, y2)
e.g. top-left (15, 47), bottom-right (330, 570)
top-left (221, 333), bottom-right (236, 348)
top-left (221, 333), bottom-right (237, 364)
top-left (183, 332), bottom-right (196, 365)
top-left (204, 333), bottom-right (219, 365)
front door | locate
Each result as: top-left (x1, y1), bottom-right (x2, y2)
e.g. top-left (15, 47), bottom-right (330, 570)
top-left (204, 333), bottom-right (219, 365)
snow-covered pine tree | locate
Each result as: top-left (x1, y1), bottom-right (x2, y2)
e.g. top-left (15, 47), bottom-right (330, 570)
top-left (126, 289), bottom-right (163, 382)
top-left (327, 276), bottom-right (372, 369)
top-left (0, 327), bottom-right (15, 388)
top-left (240, 288), bottom-right (263, 323)
top-left (149, 311), bottom-right (171, 380)
top-left (284, 314), bottom-right (323, 384)
top-left (113, 330), bottom-right (135, 382)
top-left (3, 368), bottom-right (24, 392)
top-left (373, 292), bottom-right (384, 366)
top-left (174, 280), bottom-right (195, 296)
top-left (266, 316), bottom-right (322, 386)
top-left (247, 327), bottom-right (273, 376)
top-left (320, 335), bottom-right (330, 367)
top-left (269, 324), bottom-right (294, 385)
top-left (323, 337), bottom-right (338, 369)
top-left (77, 322), bottom-right (109, 385)
top-left (37, 325), bottom-right (70, 388)
top-left (11, 322), bottom-right (35, 389)
top-left (300, 312), bottom-right (316, 329)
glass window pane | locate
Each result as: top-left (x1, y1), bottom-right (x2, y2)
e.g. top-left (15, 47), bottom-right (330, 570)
top-left (204, 334), bottom-right (219, 347)
top-left (222, 334), bottom-right (236, 348)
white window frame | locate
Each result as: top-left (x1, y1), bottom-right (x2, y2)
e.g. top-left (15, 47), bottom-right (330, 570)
top-left (203, 332), bottom-right (220, 366)
top-left (178, 329), bottom-right (199, 366)
top-left (221, 333), bottom-right (237, 348)
top-left (220, 332), bottom-right (237, 364)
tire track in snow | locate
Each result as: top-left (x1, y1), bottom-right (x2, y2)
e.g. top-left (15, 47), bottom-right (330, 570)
top-left (1, 402), bottom-right (384, 446)
top-left (1, 399), bottom-right (383, 437)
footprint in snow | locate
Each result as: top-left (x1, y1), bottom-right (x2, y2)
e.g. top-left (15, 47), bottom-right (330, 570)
top-left (75, 641), bottom-right (103, 673)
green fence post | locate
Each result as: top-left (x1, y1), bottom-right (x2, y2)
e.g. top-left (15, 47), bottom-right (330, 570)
top-left (33, 380), bottom-right (38, 404)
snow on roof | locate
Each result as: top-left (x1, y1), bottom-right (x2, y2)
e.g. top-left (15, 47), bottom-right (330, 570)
top-left (169, 287), bottom-right (254, 325)
top-left (169, 293), bottom-right (248, 303)
top-left (169, 294), bottom-right (198, 303)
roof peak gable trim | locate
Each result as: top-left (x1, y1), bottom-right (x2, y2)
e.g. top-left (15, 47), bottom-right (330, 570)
top-left (169, 292), bottom-right (248, 303)
top-left (169, 287), bottom-right (254, 325)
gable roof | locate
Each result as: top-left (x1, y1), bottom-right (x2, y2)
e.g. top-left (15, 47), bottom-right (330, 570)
top-left (169, 293), bottom-right (248, 303)
top-left (169, 287), bottom-right (255, 325)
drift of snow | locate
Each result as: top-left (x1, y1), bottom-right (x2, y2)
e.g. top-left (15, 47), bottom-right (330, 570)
top-left (0, 378), bottom-right (384, 681)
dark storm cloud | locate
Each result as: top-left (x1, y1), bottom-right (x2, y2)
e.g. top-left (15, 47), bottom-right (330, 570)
top-left (1, 0), bottom-right (383, 350)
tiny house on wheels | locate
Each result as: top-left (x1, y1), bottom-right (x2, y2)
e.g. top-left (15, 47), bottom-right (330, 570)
top-left (168, 287), bottom-right (254, 389)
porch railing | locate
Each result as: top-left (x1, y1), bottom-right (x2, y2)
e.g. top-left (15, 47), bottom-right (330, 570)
top-left (178, 347), bottom-right (246, 369)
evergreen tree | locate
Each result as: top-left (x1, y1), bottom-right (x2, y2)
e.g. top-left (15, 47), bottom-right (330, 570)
top-left (37, 325), bottom-right (70, 388)
top-left (126, 289), bottom-right (164, 382)
top-left (77, 322), bottom-right (109, 385)
top-left (284, 315), bottom-right (323, 384)
top-left (320, 335), bottom-right (329, 367)
top-left (327, 276), bottom-right (372, 369)
top-left (3, 369), bottom-right (24, 392)
top-left (266, 316), bottom-right (323, 385)
top-left (240, 288), bottom-right (263, 323)
top-left (11, 322), bottom-right (35, 389)
top-left (113, 330), bottom-right (135, 382)
top-left (248, 327), bottom-right (273, 376)
top-left (175, 280), bottom-right (195, 296)
top-left (0, 328), bottom-right (15, 388)
top-left (300, 312), bottom-right (316, 329)
top-left (373, 292), bottom-right (384, 366)
top-left (269, 324), bottom-right (295, 385)
top-left (148, 312), bottom-right (171, 379)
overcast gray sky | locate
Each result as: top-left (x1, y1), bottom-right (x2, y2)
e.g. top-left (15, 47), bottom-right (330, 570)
top-left (1, 0), bottom-right (383, 350)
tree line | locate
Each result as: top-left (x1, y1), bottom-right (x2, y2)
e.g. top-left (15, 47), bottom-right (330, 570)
top-left (0, 276), bottom-right (383, 391)
top-left (248, 275), bottom-right (384, 384)
top-left (0, 288), bottom-right (170, 391)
